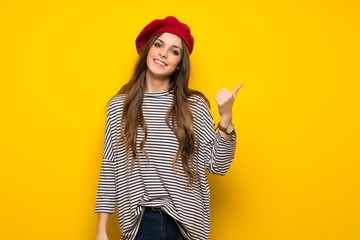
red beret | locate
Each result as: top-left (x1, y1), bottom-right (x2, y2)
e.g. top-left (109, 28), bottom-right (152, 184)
top-left (135, 16), bottom-right (194, 54)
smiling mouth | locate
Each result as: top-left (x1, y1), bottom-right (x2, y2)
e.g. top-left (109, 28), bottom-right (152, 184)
top-left (154, 59), bottom-right (167, 66)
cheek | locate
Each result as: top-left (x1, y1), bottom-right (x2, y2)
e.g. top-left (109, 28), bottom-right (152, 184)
top-left (172, 57), bottom-right (182, 67)
top-left (147, 46), bottom-right (157, 56)
top-left (146, 51), bottom-right (154, 64)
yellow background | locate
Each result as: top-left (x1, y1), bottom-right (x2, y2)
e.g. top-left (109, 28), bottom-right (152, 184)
top-left (1, 1), bottom-right (359, 239)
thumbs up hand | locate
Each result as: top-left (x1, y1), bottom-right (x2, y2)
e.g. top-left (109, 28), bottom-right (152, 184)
top-left (215, 83), bottom-right (243, 121)
top-left (215, 84), bottom-right (243, 139)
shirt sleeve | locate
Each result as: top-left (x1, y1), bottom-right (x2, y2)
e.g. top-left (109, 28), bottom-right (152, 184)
top-left (194, 97), bottom-right (237, 176)
top-left (207, 131), bottom-right (236, 175)
top-left (95, 107), bottom-right (116, 214)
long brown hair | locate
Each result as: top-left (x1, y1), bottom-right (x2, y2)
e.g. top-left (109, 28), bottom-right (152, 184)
top-left (117, 33), bottom-right (209, 184)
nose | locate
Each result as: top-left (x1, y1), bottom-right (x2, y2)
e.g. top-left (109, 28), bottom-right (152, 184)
top-left (159, 49), bottom-right (167, 58)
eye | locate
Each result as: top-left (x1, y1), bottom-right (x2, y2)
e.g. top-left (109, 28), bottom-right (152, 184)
top-left (171, 49), bottom-right (180, 56)
top-left (154, 42), bottom-right (161, 48)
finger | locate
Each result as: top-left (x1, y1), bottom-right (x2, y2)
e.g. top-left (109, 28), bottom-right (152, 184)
top-left (220, 88), bottom-right (231, 96)
top-left (215, 96), bottom-right (224, 106)
top-left (232, 83), bottom-right (244, 96)
top-left (217, 89), bottom-right (232, 99)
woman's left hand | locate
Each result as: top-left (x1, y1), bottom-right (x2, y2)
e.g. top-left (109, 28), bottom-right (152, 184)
top-left (215, 83), bottom-right (243, 122)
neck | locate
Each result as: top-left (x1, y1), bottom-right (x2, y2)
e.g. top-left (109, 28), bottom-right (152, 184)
top-left (145, 73), bottom-right (170, 92)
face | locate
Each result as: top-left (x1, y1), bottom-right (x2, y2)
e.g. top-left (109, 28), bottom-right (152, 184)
top-left (146, 32), bottom-right (183, 81)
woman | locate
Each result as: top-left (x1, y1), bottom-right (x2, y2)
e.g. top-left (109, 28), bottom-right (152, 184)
top-left (95, 16), bottom-right (243, 240)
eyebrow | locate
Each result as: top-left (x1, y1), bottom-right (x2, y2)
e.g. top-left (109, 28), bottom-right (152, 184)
top-left (156, 38), bottom-right (182, 51)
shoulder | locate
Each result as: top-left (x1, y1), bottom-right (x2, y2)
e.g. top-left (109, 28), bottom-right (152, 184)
top-left (108, 94), bottom-right (124, 107)
top-left (107, 94), bottom-right (125, 116)
top-left (188, 94), bottom-right (209, 111)
top-left (188, 93), bottom-right (212, 121)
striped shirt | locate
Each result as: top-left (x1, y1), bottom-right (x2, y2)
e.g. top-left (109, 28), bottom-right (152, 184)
top-left (95, 90), bottom-right (236, 240)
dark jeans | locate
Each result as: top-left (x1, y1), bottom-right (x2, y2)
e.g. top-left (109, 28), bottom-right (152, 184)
top-left (135, 207), bottom-right (186, 240)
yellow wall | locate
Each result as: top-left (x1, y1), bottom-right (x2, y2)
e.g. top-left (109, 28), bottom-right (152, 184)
top-left (1, 1), bottom-right (359, 239)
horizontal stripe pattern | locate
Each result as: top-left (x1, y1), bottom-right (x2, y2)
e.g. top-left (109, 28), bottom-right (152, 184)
top-left (96, 91), bottom-right (236, 240)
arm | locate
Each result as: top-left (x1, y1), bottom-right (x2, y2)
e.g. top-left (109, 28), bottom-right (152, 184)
top-left (215, 84), bottom-right (243, 140)
top-left (203, 84), bottom-right (243, 175)
top-left (95, 106), bottom-right (117, 238)
top-left (96, 213), bottom-right (110, 240)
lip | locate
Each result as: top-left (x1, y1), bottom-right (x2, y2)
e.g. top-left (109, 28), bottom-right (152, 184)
top-left (153, 59), bottom-right (167, 67)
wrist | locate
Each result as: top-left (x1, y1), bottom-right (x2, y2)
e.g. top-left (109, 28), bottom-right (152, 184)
top-left (217, 122), bottom-right (235, 135)
top-left (219, 112), bottom-right (232, 121)
top-left (97, 227), bottom-right (107, 233)
top-left (219, 117), bottom-right (232, 127)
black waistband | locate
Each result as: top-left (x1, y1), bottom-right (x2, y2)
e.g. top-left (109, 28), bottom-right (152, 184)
top-left (145, 206), bottom-right (163, 212)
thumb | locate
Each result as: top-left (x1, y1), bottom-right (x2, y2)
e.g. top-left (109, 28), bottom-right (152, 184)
top-left (232, 83), bottom-right (244, 96)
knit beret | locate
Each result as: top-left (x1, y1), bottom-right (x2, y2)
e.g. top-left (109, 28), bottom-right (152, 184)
top-left (135, 16), bottom-right (194, 54)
